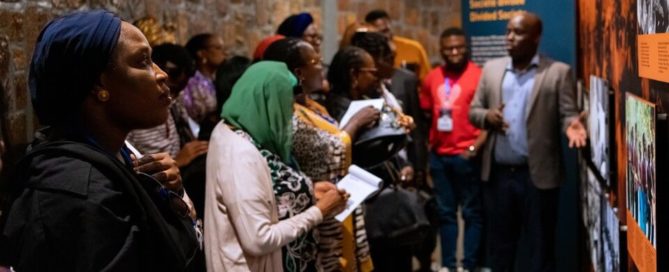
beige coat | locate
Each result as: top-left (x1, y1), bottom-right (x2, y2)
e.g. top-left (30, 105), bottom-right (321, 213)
top-left (469, 56), bottom-right (579, 189)
top-left (204, 124), bottom-right (323, 271)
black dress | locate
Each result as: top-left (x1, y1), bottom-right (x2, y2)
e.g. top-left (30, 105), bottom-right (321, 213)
top-left (0, 138), bottom-right (202, 271)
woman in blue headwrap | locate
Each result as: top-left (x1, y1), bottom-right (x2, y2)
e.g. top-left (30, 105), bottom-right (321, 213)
top-left (277, 12), bottom-right (322, 53)
top-left (0, 10), bottom-right (201, 271)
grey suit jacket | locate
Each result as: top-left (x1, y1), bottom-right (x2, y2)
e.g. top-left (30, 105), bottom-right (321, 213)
top-left (469, 56), bottom-right (578, 189)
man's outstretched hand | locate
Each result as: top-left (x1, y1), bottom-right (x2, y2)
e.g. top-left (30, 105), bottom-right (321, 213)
top-left (566, 111), bottom-right (587, 148)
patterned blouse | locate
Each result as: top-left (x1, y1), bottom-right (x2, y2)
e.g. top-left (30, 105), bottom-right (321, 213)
top-left (180, 70), bottom-right (217, 123)
top-left (292, 101), bottom-right (373, 272)
top-left (234, 129), bottom-right (319, 272)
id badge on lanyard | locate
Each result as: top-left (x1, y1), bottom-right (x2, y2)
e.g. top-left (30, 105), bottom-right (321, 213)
top-left (437, 78), bottom-right (454, 132)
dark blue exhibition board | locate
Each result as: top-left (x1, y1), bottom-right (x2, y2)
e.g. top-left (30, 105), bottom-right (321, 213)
top-left (461, 0), bottom-right (576, 67)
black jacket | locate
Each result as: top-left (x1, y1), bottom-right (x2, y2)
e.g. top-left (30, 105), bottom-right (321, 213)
top-left (1, 139), bottom-right (200, 271)
top-left (389, 69), bottom-right (429, 175)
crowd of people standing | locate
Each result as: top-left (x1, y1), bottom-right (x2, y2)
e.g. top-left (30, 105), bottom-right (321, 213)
top-left (0, 7), bottom-right (587, 272)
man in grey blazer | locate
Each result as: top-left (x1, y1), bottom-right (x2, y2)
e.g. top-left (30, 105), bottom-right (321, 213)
top-left (468, 12), bottom-right (587, 272)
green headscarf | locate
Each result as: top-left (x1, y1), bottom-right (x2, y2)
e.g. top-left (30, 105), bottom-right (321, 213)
top-left (221, 61), bottom-right (298, 163)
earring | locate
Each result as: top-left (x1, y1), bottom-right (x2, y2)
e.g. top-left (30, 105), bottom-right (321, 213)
top-left (299, 77), bottom-right (305, 86)
top-left (202, 58), bottom-right (208, 65)
top-left (97, 90), bottom-right (110, 102)
top-left (352, 80), bottom-right (358, 90)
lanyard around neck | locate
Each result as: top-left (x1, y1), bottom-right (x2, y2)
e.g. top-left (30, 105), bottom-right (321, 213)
top-left (443, 77), bottom-right (452, 98)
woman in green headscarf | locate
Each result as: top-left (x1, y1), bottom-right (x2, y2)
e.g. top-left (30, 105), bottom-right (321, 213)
top-left (204, 61), bottom-right (348, 272)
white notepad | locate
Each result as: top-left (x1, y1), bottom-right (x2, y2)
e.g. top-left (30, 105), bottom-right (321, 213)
top-left (338, 98), bottom-right (384, 129)
top-left (334, 165), bottom-right (383, 222)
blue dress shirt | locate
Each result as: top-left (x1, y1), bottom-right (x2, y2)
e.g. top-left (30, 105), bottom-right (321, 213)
top-left (494, 55), bottom-right (540, 165)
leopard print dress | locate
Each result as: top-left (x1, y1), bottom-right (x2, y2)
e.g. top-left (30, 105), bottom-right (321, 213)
top-left (292, 103), bottom-right (372, 272)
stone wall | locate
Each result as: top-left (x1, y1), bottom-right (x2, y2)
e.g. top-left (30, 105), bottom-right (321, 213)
top-left (337, 0), bottom-right (461, 64)
top-left (0, 0), bottom-right (459, 162)
top-left (0, 0), bottom-right (322, 157)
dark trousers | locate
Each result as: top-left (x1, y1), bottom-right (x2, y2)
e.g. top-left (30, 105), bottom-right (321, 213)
top-left (484, 164), bottom-right (559, 272)
top-left (369, 239), bottom-right (413, 272)
top-left (412, 191), bottom-right (439, 272)
top-left (430, 152), bottom-right (482, 270)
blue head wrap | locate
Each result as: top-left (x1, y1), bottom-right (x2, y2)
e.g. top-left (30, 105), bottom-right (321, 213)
top-left (29, 10), bottom-right (122, 126)
top-left (276, 13), bottom-right (314, 38)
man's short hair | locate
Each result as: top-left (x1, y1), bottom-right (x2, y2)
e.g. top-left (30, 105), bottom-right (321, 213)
top-left (350, 31), bottom-right (391, 61)
top-left (440, 27), bottom-right (466, 39)
top-left (365, 9), bottom-right (390, 23)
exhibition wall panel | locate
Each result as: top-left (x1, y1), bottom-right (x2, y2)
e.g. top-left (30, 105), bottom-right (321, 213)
top-left (578, 0), bottom-right (668, 271)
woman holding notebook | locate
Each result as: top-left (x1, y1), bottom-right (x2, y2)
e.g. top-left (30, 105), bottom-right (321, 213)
top-left (264, 38), bottom-right (380, 271)
top-left (204, 61), bottom-right (348, 272)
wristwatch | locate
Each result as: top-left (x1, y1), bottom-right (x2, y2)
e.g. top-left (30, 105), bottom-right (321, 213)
top-left (468, 145), bottom-right (477, 155)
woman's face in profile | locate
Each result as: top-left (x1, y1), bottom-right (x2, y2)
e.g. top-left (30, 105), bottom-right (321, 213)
top-left (99, 22), bottom-right (172, 130)
top-left (297, 42), bottom-right (323, 95)
top-left (351, 52), bottom-right (380, 99)
top-left (201, 36), bottom-right (226, 68)
top-left (302, 24), bottom-right (321, 52)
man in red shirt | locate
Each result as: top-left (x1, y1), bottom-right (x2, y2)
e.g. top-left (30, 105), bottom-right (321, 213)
top-left (420, 28), bottom-right (486, 272)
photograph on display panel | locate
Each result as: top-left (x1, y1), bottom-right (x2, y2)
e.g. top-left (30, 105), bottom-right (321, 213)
top-left (589, 76), bottom-right (610, 185)
top-left (602, 199), bottom-right (621, 272)
top-left (585, 169), bottom-right (603, 271)
top-left (637, 0), bottom-right (669, 34)
top-left (625, 93), bottom-right (656, 248)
